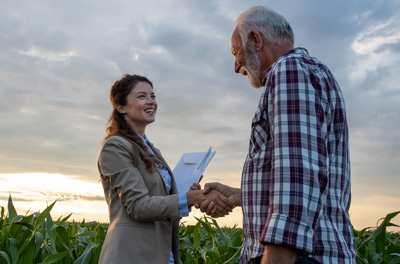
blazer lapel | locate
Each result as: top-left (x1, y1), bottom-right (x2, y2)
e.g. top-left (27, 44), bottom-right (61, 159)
top-left (148, 143), bottom-right (177, 195)
top-left (148, 143), bottom-right (170, 192)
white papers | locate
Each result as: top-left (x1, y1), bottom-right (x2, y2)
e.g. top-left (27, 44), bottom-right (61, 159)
top-left (173, 147), bottom-right (216, 193)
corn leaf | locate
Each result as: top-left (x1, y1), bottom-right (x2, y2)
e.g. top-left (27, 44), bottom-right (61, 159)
top-left (77, 231), bottom-right (96, 237)
top-left (210, 218), bottom-right (230, 245)
top-left (95, 224), bottom-right (105, 245)
top-left (59, 213), bottom-right (72, 225)
top-left (16, 234), bottom-right (36, 264)
top-left (193, 222), bottom-right (200, 246)
top-left (0, 251), bottom-right (11, 264)
top-left (73, 243), bottom-right (98, 264)
top-left (1, 206), bottom-right (4, 220)
top-left (34, 231), bottom-right (44, 257)
top-left (8, 238), bottom-right (19, 262)
top-left (41, 251), bottom-right (69, 264)
top-left (34, 201), bottom-right (57, 229)
top-left (385, 253), bottom-right (400, 264)
top-left (54, 226), bottom-right (70, 252)
top-left (46, 214), bottom-right (57, 254)
top-left (7, 196), bottom-right (17, 223)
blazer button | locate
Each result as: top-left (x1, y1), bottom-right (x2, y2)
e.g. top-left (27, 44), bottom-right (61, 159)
top-left (167, 217), bottom-right (171, 221)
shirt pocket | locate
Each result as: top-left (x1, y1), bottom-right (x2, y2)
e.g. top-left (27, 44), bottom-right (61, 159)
top-left (249, 106), bottom-right (272, 168)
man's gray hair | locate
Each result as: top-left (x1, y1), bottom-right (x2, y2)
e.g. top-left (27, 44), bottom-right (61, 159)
top-left (234, 6), bottom-right (294, 46)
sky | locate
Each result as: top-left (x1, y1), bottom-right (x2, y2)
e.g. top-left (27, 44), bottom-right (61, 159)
top-left (0, 0), bottom-right (399, 230)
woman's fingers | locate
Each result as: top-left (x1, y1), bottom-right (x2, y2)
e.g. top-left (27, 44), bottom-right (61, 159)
top-left (190, 182), bottom-right (201, 191)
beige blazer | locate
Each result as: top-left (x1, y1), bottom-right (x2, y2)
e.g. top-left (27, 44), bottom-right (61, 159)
top-left (98, 136), bottom-right (180, 264)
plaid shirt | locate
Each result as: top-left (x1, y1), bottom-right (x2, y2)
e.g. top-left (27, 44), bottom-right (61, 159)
top-left (240, 48), bottom-right (356, 264)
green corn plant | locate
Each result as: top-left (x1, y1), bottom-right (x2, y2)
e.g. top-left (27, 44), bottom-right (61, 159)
top-left (354, 211), bottom-right (400, 264)
top-left (179, 216), bottom-right (243, 264)
top-left (0, 195), bottom-right (107, 264)
top-left (1, 195), bottom-right (399, 264)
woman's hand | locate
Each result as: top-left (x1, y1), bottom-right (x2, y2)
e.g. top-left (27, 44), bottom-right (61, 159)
top-left (190, 182), bottom-right (201, 191)
top-left (189, 175), bottom-right (203, 192)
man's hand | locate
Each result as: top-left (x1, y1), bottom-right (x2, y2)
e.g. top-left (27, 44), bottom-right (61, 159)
top-left (201, 189), bottom-right (235, 217)
top-left (199, 182), bottom-right (241, 218)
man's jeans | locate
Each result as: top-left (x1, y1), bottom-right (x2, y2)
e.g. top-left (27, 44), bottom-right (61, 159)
top-left (296, 256), bottom-right (320, 264)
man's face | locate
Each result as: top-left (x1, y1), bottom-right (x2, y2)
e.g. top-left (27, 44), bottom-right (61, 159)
top-left (231, 28), bottom-right (263, 89)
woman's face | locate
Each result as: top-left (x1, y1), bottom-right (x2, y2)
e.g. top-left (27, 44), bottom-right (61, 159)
top-left (120, 81), bottom-right (157, 135)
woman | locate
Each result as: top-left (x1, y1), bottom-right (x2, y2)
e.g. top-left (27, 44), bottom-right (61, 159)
top-left (98, 74), bottom-right (233, 264)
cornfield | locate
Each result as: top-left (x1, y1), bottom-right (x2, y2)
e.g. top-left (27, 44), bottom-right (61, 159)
top-left (1, 196), bottom-right (399, 264)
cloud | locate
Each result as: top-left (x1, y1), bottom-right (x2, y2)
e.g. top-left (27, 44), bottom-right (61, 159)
top-left (38, 191), bottom-right (104, 202)
top-left (17, 47), bottom-right (78, 62)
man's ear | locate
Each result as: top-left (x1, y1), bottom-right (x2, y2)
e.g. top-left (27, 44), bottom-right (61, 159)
top-left (116, 105), bottom-right (126, 114)
top-left (248, 30), bottom-right (263, 51)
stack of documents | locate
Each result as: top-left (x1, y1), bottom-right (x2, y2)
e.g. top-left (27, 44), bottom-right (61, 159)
top-left (173, 147), bottom-right (215, 193)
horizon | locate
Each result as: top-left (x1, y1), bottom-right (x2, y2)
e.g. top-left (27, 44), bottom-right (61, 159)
top-left (1, 172), bottom-right (399, 230)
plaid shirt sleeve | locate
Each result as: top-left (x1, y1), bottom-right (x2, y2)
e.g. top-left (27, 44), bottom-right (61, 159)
top-left (259, 56), bottom-right (331, 253)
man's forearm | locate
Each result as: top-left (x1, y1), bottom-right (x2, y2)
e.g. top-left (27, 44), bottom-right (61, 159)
top-left (261, 244), bottom-right (298, 264)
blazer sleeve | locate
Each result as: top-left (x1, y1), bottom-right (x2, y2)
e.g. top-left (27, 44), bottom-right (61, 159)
top-left (99, 136), bottom-right (180, 222)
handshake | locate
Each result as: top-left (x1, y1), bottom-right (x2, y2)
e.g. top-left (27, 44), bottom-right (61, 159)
top-left (186, 182), bottom-right (241, 218)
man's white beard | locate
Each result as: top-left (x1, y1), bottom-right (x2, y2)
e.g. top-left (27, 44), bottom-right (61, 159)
top-left (244, 44), bottom-right (262, 88)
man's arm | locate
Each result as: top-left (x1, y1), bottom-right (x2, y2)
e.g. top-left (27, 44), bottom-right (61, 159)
top-left (259, 56), bottom-right (329, 254)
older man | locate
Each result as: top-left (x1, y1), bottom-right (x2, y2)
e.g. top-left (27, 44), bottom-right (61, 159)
top-left (199, 6), bottom-right (356, 264)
